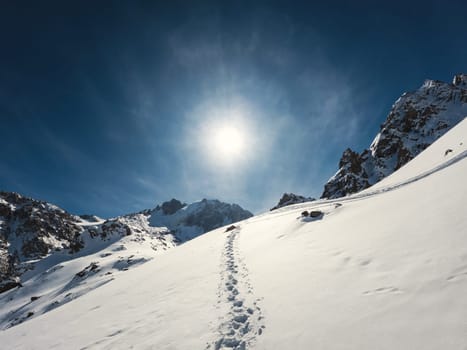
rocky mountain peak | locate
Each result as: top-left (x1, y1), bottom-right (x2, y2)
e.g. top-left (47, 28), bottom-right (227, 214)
top-left (421, 79), bottom-right (445, 90)
top-left (270, 193), bottom-right (315, 211)
top-left (321, 74), bottom-right (467, 199)
top-left (149, 198), bottom-right (253, 241)
top-left (453, 73), bottom-right (467, 88)
top-left (0, 191), bottom-right (84, 258)
top-left (0, 191), bottom-right (253, 295)
top-left (339, 148), bottom-right (362, 172)
top-left (159, 199), bottom-right (186, 215)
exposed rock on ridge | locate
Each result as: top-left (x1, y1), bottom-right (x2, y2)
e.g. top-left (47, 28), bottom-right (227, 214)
top-left (0, 192), bottom-right (252, 294)
top-left (270, 193), bottom-right (315, 211)
top-left (322, 74), bottom-right (467, 199)
top-left (149, 198), bottom-right (253, 241)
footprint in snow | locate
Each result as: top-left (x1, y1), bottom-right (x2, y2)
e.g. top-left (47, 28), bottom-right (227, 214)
top-left (363, 287), bottom-right (402, 295)
top-left (208, 227), bottom-right (265, 350)
top-left (447, 271), bottom-right (467, 282)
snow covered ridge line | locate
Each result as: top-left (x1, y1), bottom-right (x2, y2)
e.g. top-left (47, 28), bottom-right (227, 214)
top-left (321, 73), bottom-right (467, 199)
top-left (147, 198), bottom-right (253, 242)
top-left (0, 194), bottom-right (253, 328)
top-left (264, 125), bottom-right (466, 219)
top-left (0, 194), bottom-right (252, 266)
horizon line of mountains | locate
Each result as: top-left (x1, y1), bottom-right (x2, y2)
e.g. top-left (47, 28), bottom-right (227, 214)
top-left (1, 73), bottom-right (466, 297)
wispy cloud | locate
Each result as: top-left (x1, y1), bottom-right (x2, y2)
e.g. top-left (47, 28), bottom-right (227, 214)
top-left (143, 15), bottom-right (376, 212)
top-left (38, 127), bottom-right (94, 169)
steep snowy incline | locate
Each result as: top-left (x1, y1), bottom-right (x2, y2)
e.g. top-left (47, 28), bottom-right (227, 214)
top-left (243, 118), bottom-right (467, 349)
top-left (0, 119), bottom-right (466, 349)
top-left (367, 117), bottom-right (466, 191)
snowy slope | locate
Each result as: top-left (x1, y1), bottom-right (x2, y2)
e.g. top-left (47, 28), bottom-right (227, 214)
top-left (0, 198), bottom-right (251, 329)
top-left (0, 119), bottom-right (466, 349)
top-left (0, 216), bottom-right (175, 329)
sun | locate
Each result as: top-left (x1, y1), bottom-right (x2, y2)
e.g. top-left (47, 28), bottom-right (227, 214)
top-left (198, 115), bottom-right (252, 169)
top-left (212, 124), bottom-right (246, 158)
top-left (187, 102), bottom-right (262, 171)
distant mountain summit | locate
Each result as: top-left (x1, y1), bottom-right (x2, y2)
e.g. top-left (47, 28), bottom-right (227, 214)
top-left (0, 192), bottom-right (252, 297)
top-left (148, 198), bottom-right (253, 241)
top-left (270, 193), bottom-right (315, 211)
top-left (322, 73), bottom-right (467, 199)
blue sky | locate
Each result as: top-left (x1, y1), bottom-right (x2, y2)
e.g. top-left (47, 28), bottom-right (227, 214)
top-left (1, 1), bottom-right (467, 217)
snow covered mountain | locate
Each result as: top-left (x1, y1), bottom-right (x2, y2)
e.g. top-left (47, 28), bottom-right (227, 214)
top-left (0, 114), bottom-right (465, 349)
top-left (0, 192), bottom-right (85, 293)
top-left (322, 73), bottom-right (467, 199)
top-left (148, 198), bottom-right (253, 242)
top-left (0, 195), bottom-right (251, 328)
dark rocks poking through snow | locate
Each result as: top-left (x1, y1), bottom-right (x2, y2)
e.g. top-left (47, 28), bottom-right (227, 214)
top-left (0, 191), bottom-right (86, 293)
top-left (271, 193), bottom-right (315, 211)
top-left (158, 199), bottom-right (186, 215)
top-left (322, 74), bottom-right (467, 199)
top-left (0, 191), bottom-right (254, 294)
top-left (0, 279), bottom-right (22, 294)
top-left (301, 210), bottom-right (323, 218)
top-left (75, 262), bottom-right (100, 278)
top-left (225, 225), bottom-right (237, 232)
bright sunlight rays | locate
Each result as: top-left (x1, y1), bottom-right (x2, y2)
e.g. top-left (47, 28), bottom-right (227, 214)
top-left (202, 118), bottom-right (250, 169)
top-left (190, 103), bottom-right (259, 171)
top-left (212, 124), bottom-right (246, 158)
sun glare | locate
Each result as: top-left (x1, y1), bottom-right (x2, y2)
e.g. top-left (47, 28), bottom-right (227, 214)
top-left (198, 113), bottom-right (253, 169)
top-left (213, 125), bottom-right (246, 158)
top-left (188, 101), bottom-right (264, 171)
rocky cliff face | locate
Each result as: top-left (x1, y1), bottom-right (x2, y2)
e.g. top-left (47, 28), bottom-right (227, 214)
top-left (270, 193), bottom-right (315, 211)
top-left (322, 74), bottom-right (467, 199)
top-left (0, 192), bottom-right (85, 293)
top-left (0, 193), bottom-right (252, 294)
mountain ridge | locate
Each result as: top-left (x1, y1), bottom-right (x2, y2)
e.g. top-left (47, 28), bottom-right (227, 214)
top-left (321, 73), bottom-right (467, 199)
top-left (0, 192), bottom-right (252, 300)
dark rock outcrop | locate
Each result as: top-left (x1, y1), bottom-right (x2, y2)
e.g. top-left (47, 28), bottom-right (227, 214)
top-left (322, 74), bottom-right (467, 199)
top-left (225, 225), bottom-right (237, 232)
top-left (0, 191), bottom-right (86, 293)
top-left (160, 199), bottom-right (185, 215)
top-left (271, 193), bottom-right (315, 211)
top-left (0, 192), bottom-right (84, 258)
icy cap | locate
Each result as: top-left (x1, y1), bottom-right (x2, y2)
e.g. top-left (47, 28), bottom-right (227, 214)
top-left (452, 74), bottom-right (467, 87)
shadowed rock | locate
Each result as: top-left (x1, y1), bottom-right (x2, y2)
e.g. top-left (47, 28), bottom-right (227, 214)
top-left (271, 193), bottom-right (315, 211)
top-left (322, 74), bottom-right (467, 199)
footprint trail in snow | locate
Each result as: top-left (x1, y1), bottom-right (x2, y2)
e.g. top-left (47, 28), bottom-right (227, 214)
top-left (209, 226), bottom-right (265, 350)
